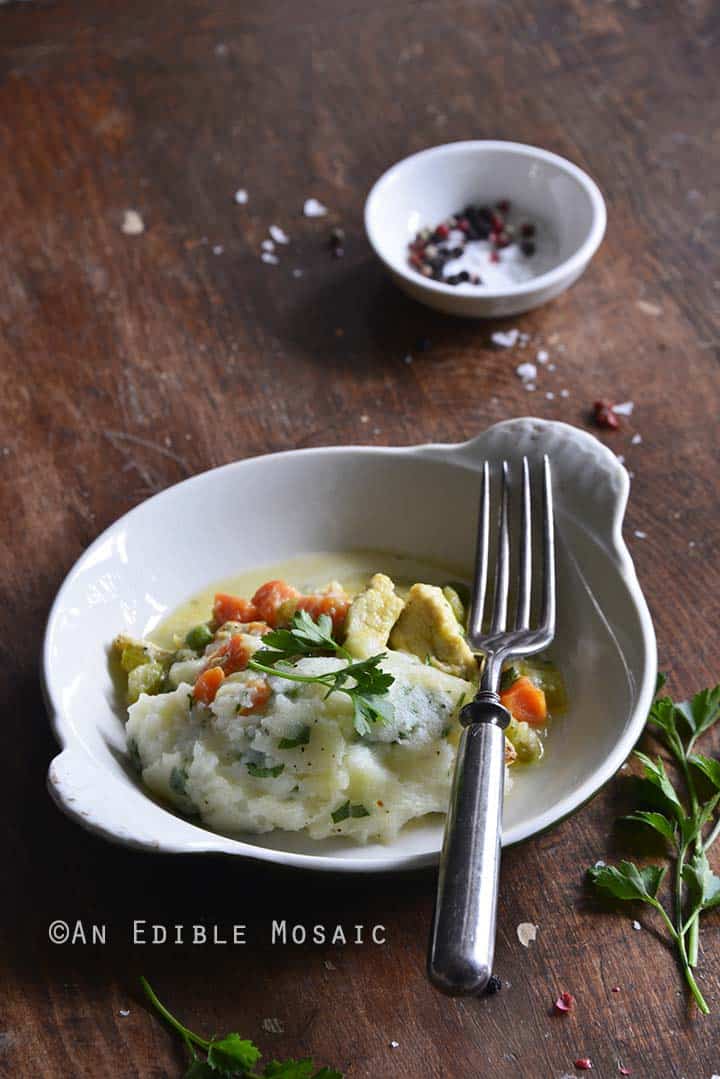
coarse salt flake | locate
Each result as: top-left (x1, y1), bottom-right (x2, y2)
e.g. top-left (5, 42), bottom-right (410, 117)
top-left (234, 189), bottom-right (248, 204)
top-left (261, 239), bottom-right (275, 253)
top-left (261, 1018), bottom-right (284, 1034)
top-left (303, 198), bottom-right (328, 217)
top-left (390, 1041), bottom-right (400, 1049)
top-left (633, 532), bottom-right (646, 540)
top-left (631, 433), bottom-right (643, 445)
top-left (517, 922), bottom-right (538, 947)
top-left (491, 329), bottom-right (519, 348)
top-left (119, 1008), bottom-right (130, 1017)
top-left (269, 225), bottom-right (290, 245)
top-left (632, 918), bottom-right (642, 929)
top-left (121, 210), bottom-right (144, 235)
top-left (537, 349), bottom-right (549, 364)
top-left (292, 268), bottom-right (304, 278)
top-left (212, 244), bottom-right (224, 255)
top-left (560, 389), bottom-right (570, 398)
top-left (516, 362), bottom-right (537, 383)
top-left (636, 300), bottom-right (662, 317)
top-left (613, 401), bottom-right (635, 416)
top-left (546, 391), bottom-right (555, 400)
top-left (261, 252), bottom-right (279, 265)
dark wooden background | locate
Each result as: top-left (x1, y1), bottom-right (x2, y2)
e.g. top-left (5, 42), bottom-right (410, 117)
top-left (1, 1), bottom-right (719, 1076)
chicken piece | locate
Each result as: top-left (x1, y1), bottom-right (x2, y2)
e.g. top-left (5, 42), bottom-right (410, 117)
top-left (389, 583), bottom-right (478, 680)
top-left (504, 737), bottom-right (518, 766)
top-left (343, 573), bottom-right (405, 659)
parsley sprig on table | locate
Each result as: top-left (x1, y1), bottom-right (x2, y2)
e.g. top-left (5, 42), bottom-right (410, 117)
top-left (588, 677), bottom-right (720, 1014)
top-left (247, 610), bottom-right (394, 737)
top-left (141, 977), bottom-right (342, 1078)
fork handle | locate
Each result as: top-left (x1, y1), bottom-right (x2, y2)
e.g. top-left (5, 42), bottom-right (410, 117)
top-left (428, 697), bottom-right (509, 995)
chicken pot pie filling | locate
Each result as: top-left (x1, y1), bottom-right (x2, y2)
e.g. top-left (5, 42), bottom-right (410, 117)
top-left (114, 566), bottom-right (564, 843)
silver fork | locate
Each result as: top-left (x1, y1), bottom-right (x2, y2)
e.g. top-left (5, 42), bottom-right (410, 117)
top-left (428, 455), bottom-right (556, 995)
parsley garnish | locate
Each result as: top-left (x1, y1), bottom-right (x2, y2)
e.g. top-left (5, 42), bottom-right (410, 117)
top-left (587, 677), bottom-right (720, 1014)
top-left (331, 801), bottom-right (370, 823)
top-left (140, 977), bottom-right (342, 1078)
top-left (278, 726), bottom-right (311, 750)
top-left (246, 762), bottom-right (284, 778)
top-left (248, 612), bottom-right (394, 737)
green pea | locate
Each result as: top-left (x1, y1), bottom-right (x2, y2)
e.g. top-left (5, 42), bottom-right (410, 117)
top-left (185, 623), bottom-right (213, 652)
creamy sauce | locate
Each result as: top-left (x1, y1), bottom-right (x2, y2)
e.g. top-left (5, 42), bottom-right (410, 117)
top-left (151, 549), bottom-right (469, 649)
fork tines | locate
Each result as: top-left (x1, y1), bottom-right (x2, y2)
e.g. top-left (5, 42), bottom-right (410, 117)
top-left (467, 456), bottom-right (555, 654)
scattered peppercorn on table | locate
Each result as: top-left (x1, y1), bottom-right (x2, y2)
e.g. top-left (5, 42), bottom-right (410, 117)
top-left (2, 1), bottom-right (719, 1077)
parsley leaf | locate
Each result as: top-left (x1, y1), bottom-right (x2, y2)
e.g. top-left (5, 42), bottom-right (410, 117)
top-left (207, 1034), bottom-right (262, 1074)
top-left (587, 680), bottom-right (720, 1016)
top-left (141, 978), bottom-right (343, 1078)
top-left (246, 762), bottom-right (285, 779)
top-left (589, 859), bottom-right (666, 903)
top-left (248, 614), bottom-right (395, 738)
top-left (278, 726), bottom-right (311, 750)
top-left (331, 801), bottom-right (370, 823)
top-left (254, 610), bottom-right (348, 665)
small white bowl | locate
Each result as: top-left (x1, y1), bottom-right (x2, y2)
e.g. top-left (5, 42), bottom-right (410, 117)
top-left (43, 419), bottom-right (655, 874)
top-left (364, 140), bottom-right (607, 318)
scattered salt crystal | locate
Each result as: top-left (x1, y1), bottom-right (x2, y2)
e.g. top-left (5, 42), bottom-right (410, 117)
top-left (636, 300), bottom-right (662, 317)
top-left (491, 329), bottom-right (519, 348)
top-left (537, 349), bottom-right (549, 364)
top-left (269, 225), bottom-right (290, 245)
top-left (517, 922), bottom-right (538, 947)
top-left (546, 391), bottom-right (555, 400)
top-left (560, 389), bottom-right (570, 398)
top-left (360, 415), bottom-right (369, 423)
top-left (121, 210), bottom-right (144, 235)
top-left (234, 189), bottom-right (248, 204)
top-left (292, 268), bottom-right (304, 278)
top-left (525, 383), bottom-right (536, 391)
top-left (390, 1041), bottom-right (400, 1049)
top-left (516, 362), bottom-right (537, 383)
top-left (613, 401), bottom-right (635, 416)
top-left (633, 531), bottom-right (647, 540)
top-left (119, 1008), bottom-right (130, 1017)
top-left (631, 433), bottom-right (643, 445)
top-left (617, 454), bottom-right (625, 465)
top-left (548, 363), bottom-right (556, 372)
top-left (594, 859), bottom-right (606, 867)
top-left (215, 42), bottom-right (228, 56)
top-left (261, 239), bottom-right (275, 253)
top-left (212, 244), bottom-right (224, 255)
top-left (632, 919), bottom-right (642, 929)
top-left (303, 198), bottom-right (328, 217)
top-left (519, 332), bottom-right (530, 343)
top-left (261, 252), bottom-right (279, 265)
top-left (261, 1018), bottom-right (284, 1034)
top-left (403, 354), bottom-right (413, 364)
top-left (689, 541), bottom-right (696, 548)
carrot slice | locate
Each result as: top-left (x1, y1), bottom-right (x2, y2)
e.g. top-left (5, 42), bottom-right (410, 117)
top-left (193, 666), bottom-right (225, 703)
top-left (213, 593), bottom-right (259, 626)
top-left (206, 634), bottom-right (253, 675)
top-left (500, 675), bottom-right (548, 726)
top-left (251, 580), bottom-right (301, 626)
top-left (296, 593), bottom-right (350, 635)
top-left (237, 677), bottom-right (272, 716)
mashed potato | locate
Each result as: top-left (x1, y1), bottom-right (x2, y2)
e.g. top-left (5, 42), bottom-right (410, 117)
top-left (127, 650), bottom-right (473, 843)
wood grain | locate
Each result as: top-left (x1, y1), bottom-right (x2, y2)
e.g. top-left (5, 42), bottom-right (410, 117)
top-left (1, 0), bottom-right (719, 1075)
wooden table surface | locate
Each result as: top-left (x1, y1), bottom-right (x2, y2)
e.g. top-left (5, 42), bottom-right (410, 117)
top-left (2, 1), bottom-right (719, 1076)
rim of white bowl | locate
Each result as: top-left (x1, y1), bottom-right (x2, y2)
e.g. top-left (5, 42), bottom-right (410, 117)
top-left (364, 140), bottom-right (607, 300)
